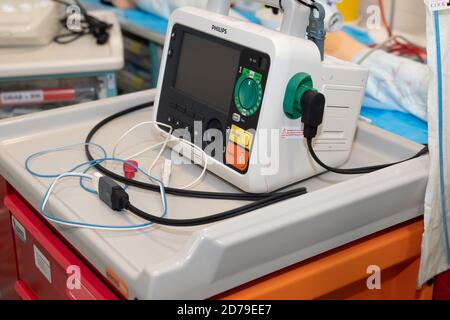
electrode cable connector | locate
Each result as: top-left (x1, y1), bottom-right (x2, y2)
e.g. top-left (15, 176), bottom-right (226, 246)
top-left (96, 174), bottom-right (308, 227)
top-left (98, 175), bottom-right (130, 211)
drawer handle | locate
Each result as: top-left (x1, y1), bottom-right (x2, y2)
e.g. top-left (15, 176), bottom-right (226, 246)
top-left (14, 280), bottom-right (38, 300)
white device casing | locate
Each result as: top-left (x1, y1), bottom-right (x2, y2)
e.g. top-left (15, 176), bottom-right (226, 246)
top-left (0, 0), bottom-right (61, 47)
top-left (154, 7), bottom-right (368, 193)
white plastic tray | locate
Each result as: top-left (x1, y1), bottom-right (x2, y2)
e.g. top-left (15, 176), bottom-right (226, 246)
top-left (0, 11), bottom-right (123, 78)
top-left (0, 90), bottom-right (429, 299)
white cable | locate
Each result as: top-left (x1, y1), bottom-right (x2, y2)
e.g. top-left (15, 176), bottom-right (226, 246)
top-left (112, 121), bottom-right (174, 182)
top-left (172, 138), bottom-right (208, 190)
top-left (113, 121), bottom-right (208, 189)
top-left (41, 172), bottom-right (95, 212)
top-left (146, 125), bottom-right (173, 176)
top-left (123, 140), bottom-right (166, 160)
top-left (162, 159), bottom-right (172, 186)
top-left (112, 121), bottom-right (173, 159)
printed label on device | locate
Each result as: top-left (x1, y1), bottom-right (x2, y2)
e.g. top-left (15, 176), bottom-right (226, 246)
top-left (0, 90), bottom-right (44, 105)
top-left (280, 127), bottom-right (304, 140)
top-left (33, 245), bottom-right (52, 283)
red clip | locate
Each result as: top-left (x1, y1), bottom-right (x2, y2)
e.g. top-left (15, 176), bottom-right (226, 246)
top-left (123, 160), bottom-right (138, 180)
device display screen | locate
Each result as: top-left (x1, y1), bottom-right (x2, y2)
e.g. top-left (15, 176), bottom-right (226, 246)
top-left (174, 33), bottom-right (240, 115)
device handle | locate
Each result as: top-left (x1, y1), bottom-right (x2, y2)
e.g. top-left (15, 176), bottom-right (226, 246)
top-left (206, 0), bottom-right (310, 38)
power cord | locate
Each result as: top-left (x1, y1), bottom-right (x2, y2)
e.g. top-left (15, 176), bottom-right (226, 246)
top-left (98, 177), bottom-right (307, 227)
top-left (300, 90), bottom-right (429, 174)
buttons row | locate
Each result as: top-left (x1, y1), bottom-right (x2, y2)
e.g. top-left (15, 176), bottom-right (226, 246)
top-left (226, 141), bottom-right (249, 172)
top-left (229, 124), bottom-right (253, 150)
top-left (166, 115), bottom-right (192, 131)
top-left (169, 102), bottom-right (204, 120)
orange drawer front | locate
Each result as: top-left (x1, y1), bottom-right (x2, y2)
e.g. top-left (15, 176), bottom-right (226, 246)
top-left (217, 219), bottom-right (433, 300)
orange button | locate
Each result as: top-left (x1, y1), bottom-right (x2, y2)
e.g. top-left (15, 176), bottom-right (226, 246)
top-left (229, 124), bottom-right (253, 149)
top-left (226, 142), bottom-right (249, 171)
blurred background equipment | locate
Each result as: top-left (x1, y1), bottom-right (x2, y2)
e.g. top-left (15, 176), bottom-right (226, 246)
top-left (256, 0), bottom-right (344, 32)
top-left (337, 0), bottom-right (360, 22)
top-left (0, 10), bottom-right (123, 119)
top-left (0, 0), bottom-right (61, 47)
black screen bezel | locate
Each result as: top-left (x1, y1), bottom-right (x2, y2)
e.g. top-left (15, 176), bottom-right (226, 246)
top-left (156, 23), bottom-right (271, 174)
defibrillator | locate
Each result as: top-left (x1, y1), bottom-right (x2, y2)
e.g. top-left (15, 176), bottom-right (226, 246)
top-left (154, 0), bottom-right (369, 193)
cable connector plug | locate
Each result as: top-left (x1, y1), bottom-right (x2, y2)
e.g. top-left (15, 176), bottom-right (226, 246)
top-left (162, 159), bottom-right (172, 186)
top-left (123, 160), bottom-right (138, 180)
top-left (301, 90), bottom-right (326, 139)
top-left (98, 175), bottom-right (129, 211)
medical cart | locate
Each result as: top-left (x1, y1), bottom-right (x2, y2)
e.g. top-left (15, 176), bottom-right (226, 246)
top-left (0, 89), bottom-right (438, 300)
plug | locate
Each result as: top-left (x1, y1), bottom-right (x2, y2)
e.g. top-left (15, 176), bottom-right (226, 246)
top-left (162, 159), bottom-right (172, 186)
top-left (301, 90), bottom-right (326, 139)
top-left (123, 160), bottom-right (138, 180)
top-left (98, 175), bottom-right (129, 211)
top-left (92, 172), bottom-right (103, 194)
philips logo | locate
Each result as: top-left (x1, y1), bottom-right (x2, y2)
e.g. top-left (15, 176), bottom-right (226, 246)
top-left (212, 25), bottom-right (227, 34)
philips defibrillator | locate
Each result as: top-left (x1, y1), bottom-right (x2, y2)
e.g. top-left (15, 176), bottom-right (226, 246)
top-left (153, 0), bottom-right (369, 193)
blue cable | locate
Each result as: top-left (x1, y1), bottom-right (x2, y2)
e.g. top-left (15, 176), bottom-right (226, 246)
top-left (25, 142), bottom-right (108, 178)
top-left (434, 11), bottom-right (450, 263)
top-left (38, 171), bottom-right (167, 230)
top-left (25, 143), bottom-right (168, 230)
top-left (25, 142), bottom-right (128, 193)
top-left (39, 159), bottom-right (168, 229)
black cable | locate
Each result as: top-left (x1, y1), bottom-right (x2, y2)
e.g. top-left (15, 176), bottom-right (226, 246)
top-left (306, 139), bottom-right (429, 175)
top-left (125, 187), bottom-right (307, 227)
top-left (96, 174), bottom-right (306, 227)
top-left (297, 0), bottom-right (316, 9)
top-left (84, 102), bottom-right (309, 201)
top-left (299, 89), bottom-right (429, 175)
top-left (53, 0), bottom-right (112, 45)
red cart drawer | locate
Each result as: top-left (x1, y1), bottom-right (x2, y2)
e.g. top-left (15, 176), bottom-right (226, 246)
top-left (5, 194), bottom-right (118, 300)
top-left (0, 177), bottom-right (19, 299)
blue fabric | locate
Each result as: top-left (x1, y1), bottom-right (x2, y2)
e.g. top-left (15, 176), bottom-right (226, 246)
top-left (360, 107), bottom-right (428, 144)
top-left (81, 0), bottom-right (168, 35)
top-left (82, 1), bottom-right (258, 35)
top-left (233, 8), bottom-right (261, 24)
top-left (342, 25), bottom-right (376, 46)
top-left (342, 26), bottom-right (428, 144)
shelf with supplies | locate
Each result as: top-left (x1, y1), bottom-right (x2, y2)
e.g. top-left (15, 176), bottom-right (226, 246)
top-left (0, 10), bottom-right (123, 120)
top-left (118, 30), bottom-right (163, 94)
top-left (80, 0), bottom-right (166, 94)
top-left (0, 74), bottom-right (117, 119)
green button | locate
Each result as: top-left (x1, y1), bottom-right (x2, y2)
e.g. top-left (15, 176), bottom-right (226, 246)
top-left (238, 78), bottom-right (258, 110)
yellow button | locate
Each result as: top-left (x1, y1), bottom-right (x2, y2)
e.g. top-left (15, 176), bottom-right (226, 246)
top-left (229, 124), bottom-right (253, 149)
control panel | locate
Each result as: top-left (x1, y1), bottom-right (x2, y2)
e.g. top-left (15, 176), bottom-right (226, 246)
top-left (156, 23), bottom-right (270, 174)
